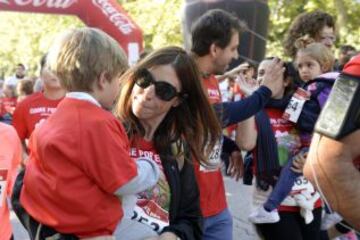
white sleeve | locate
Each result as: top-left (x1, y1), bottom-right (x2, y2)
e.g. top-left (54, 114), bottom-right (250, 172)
top-left (114, 157), bottom-right (160, 196)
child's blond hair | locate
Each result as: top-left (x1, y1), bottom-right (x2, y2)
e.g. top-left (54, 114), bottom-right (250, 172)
top-left (295, 35), bottom-right (335, 72)
top-left (47, 27), bottom-right (128, 92)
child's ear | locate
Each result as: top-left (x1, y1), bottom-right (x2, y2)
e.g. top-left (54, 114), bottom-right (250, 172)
top-left (97, 71), bottom-right (109, 90)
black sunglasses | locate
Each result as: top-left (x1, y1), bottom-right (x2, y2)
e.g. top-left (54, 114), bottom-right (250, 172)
top-left (134, 68), bottom-right (184, 101)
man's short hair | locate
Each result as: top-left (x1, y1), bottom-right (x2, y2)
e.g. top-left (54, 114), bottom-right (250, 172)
top-left (191, 9), bottom-right (246, 57)
top-left (47, 27), bottom-right (128, 92)
top-left (17, 63), bottom-right (25, 70)
top-left (340, 45), bottom-right (356, 54)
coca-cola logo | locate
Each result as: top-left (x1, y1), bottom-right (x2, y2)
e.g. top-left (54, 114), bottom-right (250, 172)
top-left (0, 0), bottom-right (77, 9)
top-left (92, 0), bottom-right (135, 35)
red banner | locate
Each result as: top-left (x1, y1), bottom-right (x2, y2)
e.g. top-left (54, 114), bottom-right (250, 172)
top-left (0, 0), bottom-right (143, 63)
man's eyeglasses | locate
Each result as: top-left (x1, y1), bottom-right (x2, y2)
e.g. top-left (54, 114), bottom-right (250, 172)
top-left (134, 68), bottom-right (184, 101)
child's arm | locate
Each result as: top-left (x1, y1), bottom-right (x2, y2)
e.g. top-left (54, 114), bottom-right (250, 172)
top-left (114, 157), bottom-right (159, 196)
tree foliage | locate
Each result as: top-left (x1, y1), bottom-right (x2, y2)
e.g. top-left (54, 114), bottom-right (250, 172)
top-left (0, 12), bottom-right (83, 78)
top-left (0, 0), bottom-right (359, 78)
top-left (119, 0), bottom-right (183, 50)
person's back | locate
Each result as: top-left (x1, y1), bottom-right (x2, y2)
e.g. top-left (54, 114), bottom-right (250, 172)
top-left (12, 91), bottom-right (63, 142)
top-left (22, 96), bottom-right (135, 235)
top-left (0, 123), bottom-right (22, 239)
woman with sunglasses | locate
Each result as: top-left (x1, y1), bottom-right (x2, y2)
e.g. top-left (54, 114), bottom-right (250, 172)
top-left (114, 46), bottom-right (222, 240)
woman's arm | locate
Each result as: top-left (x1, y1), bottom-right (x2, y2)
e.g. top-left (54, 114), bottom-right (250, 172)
top-left (235, 116), bottom-right (257, 151)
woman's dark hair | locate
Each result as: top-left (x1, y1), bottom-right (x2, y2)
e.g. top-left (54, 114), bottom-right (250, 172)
top-left (114, 46), bottom-right (222, 164)
top-left (283, 10), bottom-right (335, 59)
top-left (264, 57), bottom-right (295, 96)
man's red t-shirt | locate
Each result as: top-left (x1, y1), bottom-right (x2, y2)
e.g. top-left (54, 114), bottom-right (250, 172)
top-left (20, 98), bottom-right (138, 237)
top-left (12, 92), bottom-right (63, 141)
top-left (193, 75), bottom-right (227, 217)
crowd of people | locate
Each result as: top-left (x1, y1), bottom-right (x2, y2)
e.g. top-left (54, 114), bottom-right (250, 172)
top-left (0, 8), bottom-right (359, 240)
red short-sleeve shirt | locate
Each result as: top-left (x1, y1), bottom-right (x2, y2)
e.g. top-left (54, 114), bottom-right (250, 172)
top-left (12, 92), bottom-right (63, 141)
top-left (195, 75), bottom-right (227, 217)
top-left (20, 98), bottom-right (138, 237)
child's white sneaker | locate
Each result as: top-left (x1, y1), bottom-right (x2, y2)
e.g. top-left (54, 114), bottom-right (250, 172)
top-left (248, 206), bottom-right (280, 224)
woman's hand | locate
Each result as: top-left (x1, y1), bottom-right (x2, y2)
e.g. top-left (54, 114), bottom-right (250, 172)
top-left (291, 151), bottom-right (308, 173)
top-left (227, 150), bottom-right (244, 181)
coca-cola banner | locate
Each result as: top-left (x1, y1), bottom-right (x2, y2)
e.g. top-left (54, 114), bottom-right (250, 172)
top-left (0, 0), bottom-right (143, 63)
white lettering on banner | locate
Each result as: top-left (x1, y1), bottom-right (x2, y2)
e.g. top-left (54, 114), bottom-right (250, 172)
top-left (92, 0), bottom-right (135, 35)
top-left (3, 0), bottom-right (77, 8)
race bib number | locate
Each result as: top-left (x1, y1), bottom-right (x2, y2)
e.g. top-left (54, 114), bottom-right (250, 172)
top-left (290, 176), bottom-right (312, 194)
top-left (200, 139), bottom-right (223, 172)
top-left (131, 201), bottom-right (169, 233)
top-left (281, 176), bottom-right (317, 207)
top-left (0, 169), bottom-right (8, 208)
top-left (283, 88), bottom-right (310, 123)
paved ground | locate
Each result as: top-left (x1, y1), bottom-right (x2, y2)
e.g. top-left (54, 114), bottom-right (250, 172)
top-left (224, 177), bottom-right (260, 240)
top-left (11, 177), bottom-right (260, 240)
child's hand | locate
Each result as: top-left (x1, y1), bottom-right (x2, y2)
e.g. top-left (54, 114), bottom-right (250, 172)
top-left (291, 151), bottom-right (308, 173)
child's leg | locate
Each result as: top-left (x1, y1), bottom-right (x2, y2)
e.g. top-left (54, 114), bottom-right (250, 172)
top-left (263, 158), bottom-right (302, 211)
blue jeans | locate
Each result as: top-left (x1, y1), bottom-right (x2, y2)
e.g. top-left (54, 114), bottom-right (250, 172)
top-left (264, 158), bottom-right (301, 211)
top-left (203, 208), bottom-right (233, 240)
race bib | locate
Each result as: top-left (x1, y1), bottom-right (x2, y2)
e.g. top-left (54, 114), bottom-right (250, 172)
top-left (281, 176), bottom-right (317, 207)
top-left (0, 169), bottom-right (8, 208)
top-left (200, 139), bottom-right (223, 172)
top-left (131, 200), bottom-right (169, 233)
top-left (283, 88), bottom-right (310, 123)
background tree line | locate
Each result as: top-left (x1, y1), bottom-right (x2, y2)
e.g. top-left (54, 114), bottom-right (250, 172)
top-left (0, 0), bottom-right (359, 78)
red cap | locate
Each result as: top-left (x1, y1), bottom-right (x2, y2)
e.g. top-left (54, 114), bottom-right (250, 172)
top-left (343, 54), bottom-right (360, 77)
